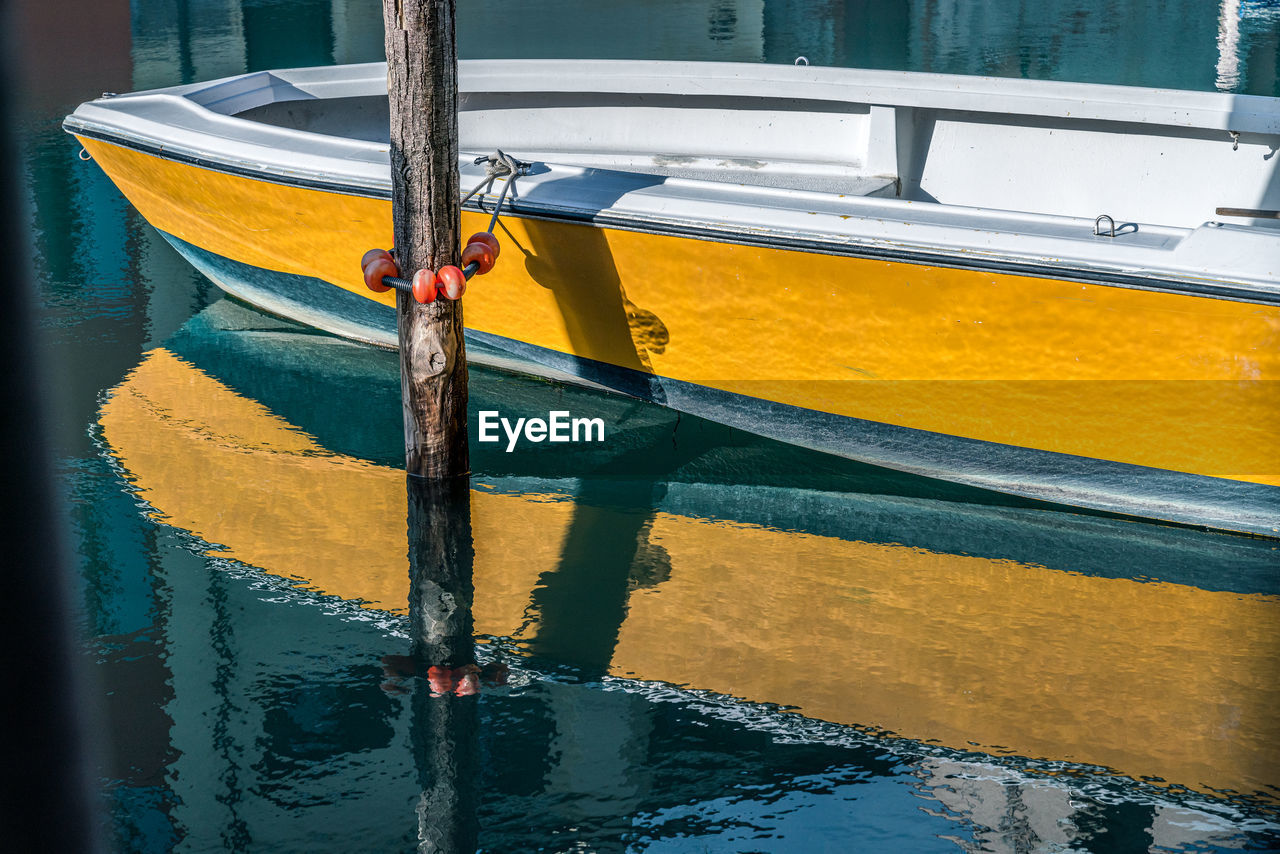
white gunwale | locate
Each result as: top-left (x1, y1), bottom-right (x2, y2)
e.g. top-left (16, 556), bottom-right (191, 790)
top-left (65, 59), bottom-right (1280, 302)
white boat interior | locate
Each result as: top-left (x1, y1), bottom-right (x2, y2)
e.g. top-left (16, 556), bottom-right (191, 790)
top-left (67, 60), bottom-right (1280, 296)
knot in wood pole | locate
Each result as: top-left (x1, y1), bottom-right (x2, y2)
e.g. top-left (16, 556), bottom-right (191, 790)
top-left (382, 0), bottom-right (468, 479)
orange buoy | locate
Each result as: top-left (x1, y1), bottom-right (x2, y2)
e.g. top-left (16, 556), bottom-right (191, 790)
top-left (411, 269), bottom-right (438, 304)
top-left (467, 231), bottom-right (500, 260)
top-left (437, 265), bottom-right (466, 299)
top-left (363, 256), bottom-right (398, 293)
top-left (460, 241), bottom-right (495, 275)
top-left (360, 248), bottom-right (393, 270)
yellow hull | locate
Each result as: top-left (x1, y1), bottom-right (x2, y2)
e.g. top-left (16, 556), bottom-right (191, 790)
top-left (99, 344), bottom-right (1280, 798)
top-left (77, 136), bottom-right (1280, 531)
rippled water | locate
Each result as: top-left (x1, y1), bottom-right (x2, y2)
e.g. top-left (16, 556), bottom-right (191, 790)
top-left (17, 1), bottom-right (1280, 851)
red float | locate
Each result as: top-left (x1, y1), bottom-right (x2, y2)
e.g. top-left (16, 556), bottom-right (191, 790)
top-left (363, 256), bottom-right (398, 293)
top-left (466, 231), bottom-right (500, 261)
top-left (411, 268), bottom-right (437, 304)
top-left (461, 241), bottom-right (495, 275)
top-left (360, 247), bottom-right (393, 270)
top-left (437, 264), bottom-right (466, 299)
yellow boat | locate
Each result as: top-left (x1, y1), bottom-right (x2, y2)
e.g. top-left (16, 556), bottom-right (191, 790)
top-left (67, 60), bottom-right (1280, 533)
top-left (97, 301), bottom-right (1280, 799)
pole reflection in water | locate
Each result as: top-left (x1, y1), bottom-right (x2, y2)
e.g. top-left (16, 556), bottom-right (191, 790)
top-left (407, 476), bottom-right (477, 680)
top-left (405, 475), bottom-right (479, 853)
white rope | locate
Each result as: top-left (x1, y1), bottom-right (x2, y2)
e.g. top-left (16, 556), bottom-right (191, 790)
top-left (461, 150), bottom-right (531, 233)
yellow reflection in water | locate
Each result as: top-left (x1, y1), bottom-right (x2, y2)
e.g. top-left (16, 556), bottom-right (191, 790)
top-left (101, 347), bottom-right (1280, 796)
top-left (613, 515), bottom-right (1279, 795)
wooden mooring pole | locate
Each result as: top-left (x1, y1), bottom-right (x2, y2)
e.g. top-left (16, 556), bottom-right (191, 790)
top-left (382, 7), bottom-right (478, 846)
top-left (382, 0), bottom-right (468, 479)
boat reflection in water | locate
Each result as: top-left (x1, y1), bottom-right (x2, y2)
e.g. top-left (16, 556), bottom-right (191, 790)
top-left (98, 299), bottom-right (1279, 851)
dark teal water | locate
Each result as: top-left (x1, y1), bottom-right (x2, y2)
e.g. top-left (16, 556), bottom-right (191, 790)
top-left (16, 1), bottom-right (1280, 851)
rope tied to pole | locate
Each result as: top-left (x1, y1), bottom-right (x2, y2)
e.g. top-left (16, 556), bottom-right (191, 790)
top-left (362, 150), bottom-right (530, 303)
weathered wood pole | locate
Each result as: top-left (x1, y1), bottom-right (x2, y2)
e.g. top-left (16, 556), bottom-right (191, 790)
top-left (407, 475), bottom-right (476, 670)
top-left (382, 0), bottom-right (468, 478)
